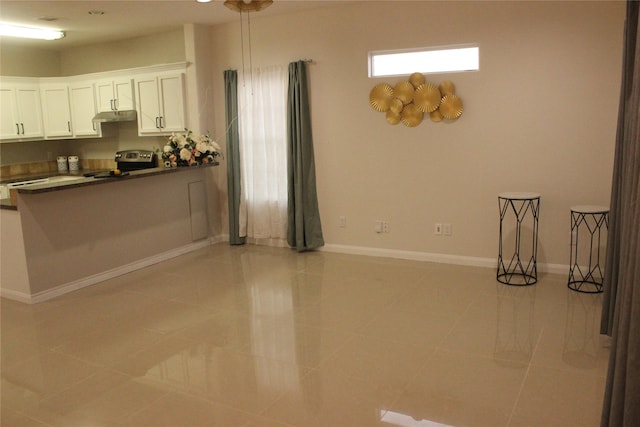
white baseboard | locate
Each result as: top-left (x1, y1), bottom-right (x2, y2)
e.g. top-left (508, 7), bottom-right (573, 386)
top-left (0, 288), bottom-right (33, 304)
top-left (4, 238), bottom-right (570, 304)
top-left (2, 239), bottom-right (215, 304)
top-left (320, 244), bottom-right (569, 276)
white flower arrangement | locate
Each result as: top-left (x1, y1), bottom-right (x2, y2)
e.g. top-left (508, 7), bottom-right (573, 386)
top-left (161, 130), bottom-right (222, 167)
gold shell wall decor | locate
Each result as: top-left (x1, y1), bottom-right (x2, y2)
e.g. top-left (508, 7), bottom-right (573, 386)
top-left (400, 104), bottom-right (423, 127)
top-left (430, 109), bottom-right (443, 122)
top-left (369, 72), bottom-right (464, 127)
top-left (386, 110), bottom-right (401, 125)
top-left (439, 80), bottom-right (456, 96)
top-left (394, 81), bottom-right (415, 105)
top-left (439, 94), bottom-right (464, 120)
top-left (369, 83), bottom-right (394, 112)
top-left (414, 83), bottom-right (442, 113)
top-left (389, 98), bottom-right (404, 114)
top-left (409, 72), bottom-right (426, 88)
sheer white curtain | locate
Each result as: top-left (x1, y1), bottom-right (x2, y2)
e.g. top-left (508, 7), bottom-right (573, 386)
top-left (238, 65), bottom-right (288, 245)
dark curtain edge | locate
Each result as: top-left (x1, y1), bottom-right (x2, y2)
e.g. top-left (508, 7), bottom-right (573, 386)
top-left (224, 69), bottom-right (246, 246)
top-left (601, 1), bottom-right (640, 426)
top-left (286, 60), bottom-right (325, 252)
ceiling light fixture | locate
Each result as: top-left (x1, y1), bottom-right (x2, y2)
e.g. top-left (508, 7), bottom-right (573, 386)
top-left (223, 0), bottom-right (273, 13)
top-left (223, 0), bottom-right (273, 91)
top-left (0, 23), bottom-right (65, 40)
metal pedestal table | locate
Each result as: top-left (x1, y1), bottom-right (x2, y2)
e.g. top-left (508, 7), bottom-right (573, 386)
top-left (497, 192), bottom-right (540, 286)
top-left (568, 205), bottom-right (609, 293)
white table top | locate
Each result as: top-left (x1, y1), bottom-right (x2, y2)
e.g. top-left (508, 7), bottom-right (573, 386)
top-left (571, 205), bottom-right (609, 214)
top-left (498, 192), bottom-right (541, 200)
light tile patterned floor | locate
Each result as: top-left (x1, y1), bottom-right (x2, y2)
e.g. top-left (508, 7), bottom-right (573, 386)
top-left (1, 243), bottom-right (610, 426)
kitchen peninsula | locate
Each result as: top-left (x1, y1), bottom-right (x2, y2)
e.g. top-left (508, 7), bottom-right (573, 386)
top-left (0, 164), bottom-right (217, 303)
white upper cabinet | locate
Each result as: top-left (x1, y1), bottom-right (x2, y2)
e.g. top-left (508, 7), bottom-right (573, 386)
top-left (41, 84), bottom-right (73, 138)
top-left (95, 78), bottom-right (134, 112)
top-left (69, 82), bottom-right (101, 138)
top-left (135, 73), bottom-right (185, 135)
top-left (1, 63), bottom-right (186, 142)
top-left (0, 81), bottom-right (44, 141)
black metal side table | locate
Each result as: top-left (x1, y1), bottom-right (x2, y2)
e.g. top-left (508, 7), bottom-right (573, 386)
top-left (497, 192), bottom-right (540, 286)
top-left (568, 205), bottom-right (609, 293)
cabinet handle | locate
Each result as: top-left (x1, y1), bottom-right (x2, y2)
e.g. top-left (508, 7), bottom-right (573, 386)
top-left (68, 121), bottom-right (71, 132)
top-left (16, 123), bottom-right (20, 135)
top-left (159, 116), bottom-right (164, 129)
top-left (20, 123), bottom-right (25, 134)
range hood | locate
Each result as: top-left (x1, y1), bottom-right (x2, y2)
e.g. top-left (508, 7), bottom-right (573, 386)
top-left (92, 110), bottom-right (137, 123)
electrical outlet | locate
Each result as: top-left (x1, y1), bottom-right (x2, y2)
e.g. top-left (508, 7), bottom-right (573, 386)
top-left (382, 221), bottom-right (389, 233)
top-left (339, 216), bottom-right (346, 228)
top-left (443, 223), bottom-right (452, 236)
top-left (435, 223), bottom-right (442, 235)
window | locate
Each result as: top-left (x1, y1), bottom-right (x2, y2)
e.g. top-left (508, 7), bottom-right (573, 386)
top-left (369, 44), bottom-right (479, 78)
top-left (238, 65), bottom-right (289, 243)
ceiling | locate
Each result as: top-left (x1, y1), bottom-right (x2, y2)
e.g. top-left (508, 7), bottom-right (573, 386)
top-left (0, 0), bottom-right (340, 51)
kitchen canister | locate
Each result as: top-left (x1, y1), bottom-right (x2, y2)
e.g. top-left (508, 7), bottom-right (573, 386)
top-left (57, 156), bottom-right (68, 172)
top-left (68, 156), bottom-right (79, 172)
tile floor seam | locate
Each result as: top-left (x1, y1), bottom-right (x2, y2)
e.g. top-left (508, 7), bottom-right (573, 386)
top-left (116, 388), bottom-right (177, 425)
top-left (10, 410), bottom-right (56, 427)
top-left (506, 326), bottom-right (544, 426)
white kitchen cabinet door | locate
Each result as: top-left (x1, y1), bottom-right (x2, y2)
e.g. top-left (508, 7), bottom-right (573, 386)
top-left (95, 78), bottom-right (134, 112)
top-left (41, 85), bottom-right (72, 138)
top-left (135, 73), bottom-right (185, 135)
top-left (69, 83), bottom-right (101, 137)
top-left (135, 76), bottom-right (162, 134)
top-left (0, 83), bottom-right (44, 141)
top-left (113, 79), bottom-right (134, 110)
top-left (16, 86), bottom-right (44, 138)
top-left (158, 74), bottom-right (185, 133)
top-left (95, 80), bottom-right (115, 112)
top-left (0, 87), bottom-right (20, 140)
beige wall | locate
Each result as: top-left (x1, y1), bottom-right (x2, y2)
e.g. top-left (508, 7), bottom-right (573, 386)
top-left (0, 45), bottom-right (60, 77)
top-left (16, 168), bottom-right (209, 298)
top-left (210, 1), bottom-right (625, 267)
top-left (59, 29), bottom-right (186, 75)
top-left (1, 1), bottom-right (627, 269)
top-left (0, 29), bottom-right (184, 77)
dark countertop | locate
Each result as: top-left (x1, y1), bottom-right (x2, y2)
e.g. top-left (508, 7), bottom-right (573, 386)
top-left (0, 163), bottom-right (219, 211)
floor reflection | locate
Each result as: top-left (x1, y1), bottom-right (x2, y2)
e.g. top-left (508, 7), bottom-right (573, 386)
top-left (0, 244), bottom-right (609, 426)
top-left (494, 283), bottom-right (536, 364)
top-left (563, 291), bottom-right (605, 369)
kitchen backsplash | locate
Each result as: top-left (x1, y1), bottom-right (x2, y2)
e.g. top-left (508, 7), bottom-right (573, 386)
top-left (0, 159), bottom-right (116, 180)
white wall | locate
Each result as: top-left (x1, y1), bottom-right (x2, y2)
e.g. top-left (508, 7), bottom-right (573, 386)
top-left (209, 1), bottom-right (625, 267)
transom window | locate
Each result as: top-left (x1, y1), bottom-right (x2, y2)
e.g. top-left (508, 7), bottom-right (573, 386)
top-left (369, 44), bottom-right (479, 78)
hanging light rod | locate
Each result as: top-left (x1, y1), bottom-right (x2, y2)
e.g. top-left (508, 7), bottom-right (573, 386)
top-left (224, 0), bottom-right (273, 13)
top-left (0, 23), bottom-right (65, 40)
